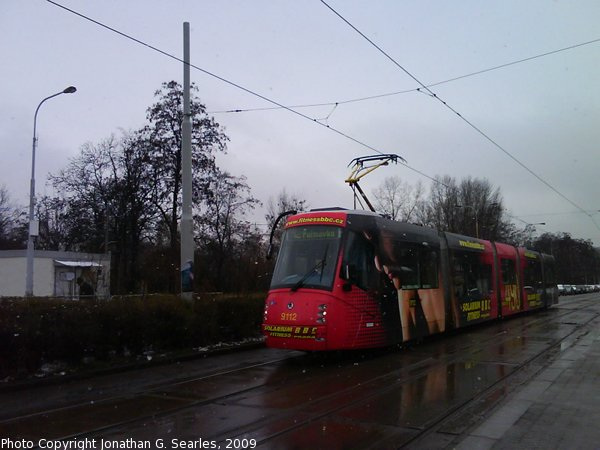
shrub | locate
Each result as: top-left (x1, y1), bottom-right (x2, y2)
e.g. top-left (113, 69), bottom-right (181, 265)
top-left (0, 293), bottom-right (266, 378)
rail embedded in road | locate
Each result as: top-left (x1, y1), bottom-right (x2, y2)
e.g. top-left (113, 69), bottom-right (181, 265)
top-left (0, 296), bottom-right (598, 449)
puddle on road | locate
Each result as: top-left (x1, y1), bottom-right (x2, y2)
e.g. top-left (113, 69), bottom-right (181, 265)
top-left (335, 360), bottom-right (509, 429)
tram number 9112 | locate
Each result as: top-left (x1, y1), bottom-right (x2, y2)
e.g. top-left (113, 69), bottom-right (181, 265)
top-left (280, 312), bottom-right (297, 321)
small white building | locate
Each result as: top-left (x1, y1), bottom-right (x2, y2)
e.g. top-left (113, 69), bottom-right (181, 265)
top-left (0, 250), bottom-right (111, 298)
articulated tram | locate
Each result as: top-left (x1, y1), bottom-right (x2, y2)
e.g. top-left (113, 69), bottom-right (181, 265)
top-left (262, 209), bottom-right (558, 351)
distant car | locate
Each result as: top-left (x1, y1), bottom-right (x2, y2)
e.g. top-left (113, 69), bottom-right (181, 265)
top-left (563, 284), bottom-right (573, 295)
top-left (558, 284), bottom-right (566, 295)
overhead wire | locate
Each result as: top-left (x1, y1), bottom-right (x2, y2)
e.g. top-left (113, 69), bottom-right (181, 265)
top-left (208, 87), bottom-right (418, 114)
top-left (507, 214), bottom-right (542, 226)
top-left (516, 209), bottom-right (600, 218)
top-left (320, 0), bottom-right (600, 232)
top-left (46, 0), bottom-right (595, 231)
top-left (46, 0), bottom-right (448, 188)
top-left (208, 37), bottom-right (600, 114)
top-left (314, 102), bottom-right (339, 124)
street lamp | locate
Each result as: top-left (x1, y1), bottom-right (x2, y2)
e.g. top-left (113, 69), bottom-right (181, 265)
top-left (523, 221), bottom-right (546, 234)
top-left (25, 86), bottom-right (77, 297)
top-left (524, 222), bottom-right (546, 248)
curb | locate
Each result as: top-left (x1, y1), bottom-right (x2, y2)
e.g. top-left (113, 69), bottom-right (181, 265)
top-left (0, 339), bottom-right (265, 393)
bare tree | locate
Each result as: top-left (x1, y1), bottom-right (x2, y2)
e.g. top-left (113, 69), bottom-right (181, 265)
top-left (49, 133), bottom-right (157, 292)
top-left (372, 176), bottom-right (425, 222)
top-left (265, 189), bottom-right (307, 230)
top-left (195, 170), bottom-right (260, 290)
top-left (35, 196), bottom-right (69, 251)
top-left (421, 176), bottom-right (511, 241)
top-left (0, 186), bottom-right (25, 249)
top-left (265, 189), bottom-right (308, 251)
top-left (49, 137), bottom-right (120, 251)
top-left (533, 232), bottom-right (599, 284)
top-left (0, 186), bottom-right (14, 240)
top-left (419, 175), bottom-right (460, 231)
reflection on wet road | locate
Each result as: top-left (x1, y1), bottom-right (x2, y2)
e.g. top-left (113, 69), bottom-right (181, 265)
top-left (1, 295), bottom-right (598, 449)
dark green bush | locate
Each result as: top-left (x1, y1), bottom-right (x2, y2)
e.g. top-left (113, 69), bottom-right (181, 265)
top-left (0, 293), bottom-right (266, 378)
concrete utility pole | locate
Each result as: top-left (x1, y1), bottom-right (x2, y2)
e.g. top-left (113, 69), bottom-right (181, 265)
top-left (25, 86), bottom-right (76, 297)
top-left (180, 22), bottom-right (194, 300)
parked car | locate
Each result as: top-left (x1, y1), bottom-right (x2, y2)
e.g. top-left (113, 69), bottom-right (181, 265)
top-left (563, 284), bottom-right (573, 295)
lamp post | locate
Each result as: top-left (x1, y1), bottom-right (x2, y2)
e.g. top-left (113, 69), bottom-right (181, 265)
top-left (25, 86), bottom-right (77, 297)
top-left (455, 202), bottom-right (499, 239)
top-left (523, 221), bottom-right (546, 235)
top-left (524, 222), bottom-right (546, 248)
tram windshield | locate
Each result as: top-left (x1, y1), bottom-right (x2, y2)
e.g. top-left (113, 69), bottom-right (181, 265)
top-left (270, 226), bottom-right (343, 290)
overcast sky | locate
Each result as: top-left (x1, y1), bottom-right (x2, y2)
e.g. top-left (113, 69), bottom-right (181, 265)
top-left (1, 0), bottom-right (599, 244)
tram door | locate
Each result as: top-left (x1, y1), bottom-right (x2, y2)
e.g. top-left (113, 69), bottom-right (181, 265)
top-left (495, 243), bottom-right (521, 317)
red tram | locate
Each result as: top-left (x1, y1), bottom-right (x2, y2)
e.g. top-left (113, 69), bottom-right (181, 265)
top-left (262, 209), bottom-right (558, 351)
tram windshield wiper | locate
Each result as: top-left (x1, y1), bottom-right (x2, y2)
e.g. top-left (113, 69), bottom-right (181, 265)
top-left (291, 245), bottom-right (329, 292)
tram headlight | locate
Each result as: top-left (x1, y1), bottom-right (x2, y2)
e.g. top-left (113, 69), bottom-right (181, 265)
top-left (317, 304), bottom-right (328, 324)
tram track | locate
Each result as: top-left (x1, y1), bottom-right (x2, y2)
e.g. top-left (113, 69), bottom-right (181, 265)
top-left (0, 351), bottom-right (304, 443)
top-left (102, 299), bottom-right (599, 448)
top-left (244, 301), bottom-right (598, 449)
top-left (399, 296), bottom-right (600, 449)
top-left (1, 296), bottom-right (597, 449)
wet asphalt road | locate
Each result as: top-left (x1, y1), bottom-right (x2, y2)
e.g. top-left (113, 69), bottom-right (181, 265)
top-left (1, 294), bottom-right (598, 449)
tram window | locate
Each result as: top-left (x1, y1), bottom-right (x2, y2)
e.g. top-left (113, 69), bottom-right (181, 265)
top-left (544, 261), bottom-right (557, 285)
top-left (387, 243), bottom-right (438, 290)
top-left (270, 226), bottom-right (343, 290)
top-left (524, 258), bottom-right (542, 288)
top-left (398, 246), bottom-right (420, 289)
top-left (501, 258), bottom-right (517, 284)
top-left (341, 231), bottom-right (377, 291)
top-left (452, 251), bottom-right (492, 300)
top-left (420, 249), bottom-right (439, 289)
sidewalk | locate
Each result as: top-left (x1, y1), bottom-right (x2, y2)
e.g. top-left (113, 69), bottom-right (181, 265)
top-left (455, 309), bottom-right (600, 449)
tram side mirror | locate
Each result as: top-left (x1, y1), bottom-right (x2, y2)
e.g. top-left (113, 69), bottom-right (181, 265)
top-left (266, 244), bottom-right (275, 260)
top-left (341, 264), bottom-right (357, 292)
top-left (342, 264), bottom-right (358, 281)
top-left (266, 210), bottom-right (297, 261)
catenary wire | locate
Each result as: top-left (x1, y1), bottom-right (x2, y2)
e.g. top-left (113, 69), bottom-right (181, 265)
top-left (209, 37), bottom-right (600, 115)
top-left (320, 0), bottom-right (600, 232)
top-left (46, 0), bottom-right (590, 231)
top-left (516, 210), bottom-right (600, 218)
top-left (46, 0), bottom-right (450, 189)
